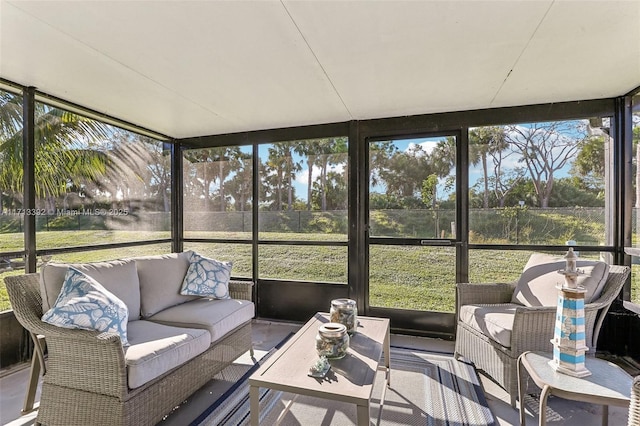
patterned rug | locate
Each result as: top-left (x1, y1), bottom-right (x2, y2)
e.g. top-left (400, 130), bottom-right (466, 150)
top-left (192, 346), bottom-right (496, 426)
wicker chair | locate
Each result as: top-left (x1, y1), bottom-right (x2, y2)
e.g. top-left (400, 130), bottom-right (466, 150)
top-left (5, 273), bottom-right (253, 426)
top-left (630, 375), bottom-right (640, 426)
top-left (454, 264), bottom-right (630, 408)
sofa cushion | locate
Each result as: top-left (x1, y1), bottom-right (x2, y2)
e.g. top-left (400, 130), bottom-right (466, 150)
top-left (180, 252), bottom-right (232, 299)
top-left (42, 267), bottom-right (129, 346)
top-left (133, 251), bottom-right (198, 318)
top-left (148, 298), bottom-right (254, 343)
top-left (458, 303), bottom-right (518, 348)
top-left (124, 320), bottom-right (211, 389)
top-left (41, 259), bottom-right (141, 320)
top-left (511, 252), bottom-right (610, 307)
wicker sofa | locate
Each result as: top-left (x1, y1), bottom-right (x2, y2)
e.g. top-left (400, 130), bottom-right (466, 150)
top-left (454, 256), bottom-right (629, 408)
top-left (5, 252), bottom-right (254, 426)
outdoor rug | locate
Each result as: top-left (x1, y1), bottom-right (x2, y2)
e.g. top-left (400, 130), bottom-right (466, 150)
top-left (191, 346), bottom-right (496, 426)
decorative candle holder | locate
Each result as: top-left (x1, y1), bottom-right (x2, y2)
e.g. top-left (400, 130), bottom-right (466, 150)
top-left (549, 248), bottom-right (591, 377)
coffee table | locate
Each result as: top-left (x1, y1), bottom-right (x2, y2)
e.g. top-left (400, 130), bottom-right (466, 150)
top-left (249, 312), bottom-right (391, 426)
top-left (517, 351), bottom-right (632, 426)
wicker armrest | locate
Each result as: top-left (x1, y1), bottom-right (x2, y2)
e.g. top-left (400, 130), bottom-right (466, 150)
top-left (510, 305), bottom-right (557, 353)
top-left (456, 282), bottom-right (516, 308)
top-left (229, 280), bottom-right (253, 301)
top-left (43, 329), bottom-right (128, 398)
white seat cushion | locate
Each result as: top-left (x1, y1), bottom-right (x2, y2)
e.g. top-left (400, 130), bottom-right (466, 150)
top-left (148, 298), bottom-right (254, 344)
top-left (133, 252), bottom-right (198, 318)
top-left (41, 259), bottom-right (141, 320)
top-left (458, 303), bottom-right (518, 348)
top-left (511, 253), bottom-right (610, 307)
top-left (124, 320), bottom-right (210, 389)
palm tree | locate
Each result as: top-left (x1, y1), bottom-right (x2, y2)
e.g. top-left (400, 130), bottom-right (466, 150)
top-left (0, 93), bottom-right (110, 212)
top-left (469, 126), bottom-right (507, 208)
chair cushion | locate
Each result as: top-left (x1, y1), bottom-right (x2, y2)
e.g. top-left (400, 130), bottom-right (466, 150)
top-left (124, 320), bottom-right (211, 389)
top-left (458, 303), bottom-right (518, 348)
top-left (511, 253), bottom-right (610, 307)
top-left (41, 259), bottom-right (141, 320)
top-left (133, 251), bottom-right (198, 318)
top-left (42, 267), bottom-right (129, 346)
top-left (180, 252), bottom-right (232, 299)
top-left (147, 298), bottom-right (254, 343)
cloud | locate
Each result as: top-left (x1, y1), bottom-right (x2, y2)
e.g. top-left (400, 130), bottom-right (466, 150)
top-left (295, 163), bottom-right (345, 186)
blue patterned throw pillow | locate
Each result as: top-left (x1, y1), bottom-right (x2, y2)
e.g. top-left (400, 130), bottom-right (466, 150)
top-left (42, 267), bottom-right (129, 346)
top-left (180, 252), bottom-right (232, 299)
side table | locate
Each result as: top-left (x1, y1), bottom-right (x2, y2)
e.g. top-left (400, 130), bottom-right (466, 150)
top-left (517, 351), bottom-right (631, 426)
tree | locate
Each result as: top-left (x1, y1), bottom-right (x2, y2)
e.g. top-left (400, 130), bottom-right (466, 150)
top-left (225, 150), bottom-right (252, 211)
top-left (505, 121), bottom-right (587, 208)
top-left (264, 142), bottom-right (301, 211)
top-left (378, 144), bottom-right (433, 200)
top-left (0, 95), bottom-right (110, 212)
top-left (469, 127), bottom-right (507, 208)
top-left (572, 133), bottom-right (606, 194)
top-left (421, 174), bottom-right (438, 208)
top-left (313, 137), bottom-right (347, 211)
top-left (183, 146), bottom-right (241, 211)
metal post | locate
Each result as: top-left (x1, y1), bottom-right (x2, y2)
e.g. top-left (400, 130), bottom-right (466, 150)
top-left (22, 87), bottom-right (36, 273)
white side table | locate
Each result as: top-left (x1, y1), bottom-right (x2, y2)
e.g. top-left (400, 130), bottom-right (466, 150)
top-left (517, 351), bottom-right (631, 426)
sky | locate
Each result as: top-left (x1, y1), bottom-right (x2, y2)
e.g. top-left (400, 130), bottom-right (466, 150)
top-left (221, 122), bottom-right (592, 204)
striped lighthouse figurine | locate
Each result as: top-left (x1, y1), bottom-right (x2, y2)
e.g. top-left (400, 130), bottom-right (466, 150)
top-left (549, 247), bottom-right (591, 377)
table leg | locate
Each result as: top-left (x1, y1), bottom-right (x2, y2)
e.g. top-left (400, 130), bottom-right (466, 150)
top-left (517, 355), bottom-right (526, 426)
top-left (601, 405), bottom-right (608, 426)
top-left (357, 402), bottom-right (370, 426)
top-left (250, 385), bottom-right (260, 426)
top-left (539, 385), bottom-right (551, 426)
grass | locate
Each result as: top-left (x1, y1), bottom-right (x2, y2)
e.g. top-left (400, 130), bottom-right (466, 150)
top-left (2, 230), bottom-right (639, 313)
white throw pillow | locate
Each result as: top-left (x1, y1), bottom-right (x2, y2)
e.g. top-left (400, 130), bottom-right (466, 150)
top-left (42, 267), bottom-right (129, 345)
top-left (180, 252), bottom-right (232, 299)
top-left (511, 253), bottom-right (610, 307)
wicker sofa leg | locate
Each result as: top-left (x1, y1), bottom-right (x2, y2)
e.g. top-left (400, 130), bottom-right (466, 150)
top-left (22, 333), bottom-right (46, 414)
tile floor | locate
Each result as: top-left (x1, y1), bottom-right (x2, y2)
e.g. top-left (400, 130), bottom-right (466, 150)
top-left (0, 320), bottom-right (633, 426)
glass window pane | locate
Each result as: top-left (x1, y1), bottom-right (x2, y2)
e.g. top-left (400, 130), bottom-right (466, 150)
top-left (0, 90), bottom-right (24, 253)
top-left (469, 120), bottom-right (612, 246)
top-left (258, 137), bottom-right (348, 240)
top-left (184, 242), bottom-right (252, 278)
top-left (183, 145), bottom-right (253, 239)
top-left (369, 246), bottom-right (456, 312)
top-left (32, 105), bottom-right (171, 249)
top-left (631, 94), bottom-right (640, 304)
top-left (258, 245), bottom-right (347, 283)
top-left (369, 136), bottom-right (456, 238)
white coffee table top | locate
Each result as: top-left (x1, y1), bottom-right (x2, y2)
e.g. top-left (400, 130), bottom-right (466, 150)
top-left (249, 312), bottom-right (390, 405)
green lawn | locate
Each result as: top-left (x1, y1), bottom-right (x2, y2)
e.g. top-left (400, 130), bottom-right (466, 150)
top-left (2, 230), bottom-right (639, 313)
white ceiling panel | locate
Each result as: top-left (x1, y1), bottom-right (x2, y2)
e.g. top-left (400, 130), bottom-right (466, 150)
top-left (493, 0), bottom-right (640, 107)
top-left (1, 0), bottom-right (639, 139)
top-left (284, 0), bottom-right (554, 118)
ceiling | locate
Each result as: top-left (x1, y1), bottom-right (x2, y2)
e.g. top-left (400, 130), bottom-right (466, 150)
top-left (1, 1), bottom-right (639, 140)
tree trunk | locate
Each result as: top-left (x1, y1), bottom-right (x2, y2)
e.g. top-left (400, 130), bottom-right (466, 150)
top-left (306, 157), bottom-right (313, 210)
top-left (482, 155), bottom-right (489, 208)
top-left (218, 160), bottom-right (225, 212)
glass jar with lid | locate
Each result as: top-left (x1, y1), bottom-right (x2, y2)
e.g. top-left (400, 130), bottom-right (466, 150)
top-left (330, 298), bottom-right (358, 335)
top-left (315, 323), bottom-right (349, 359)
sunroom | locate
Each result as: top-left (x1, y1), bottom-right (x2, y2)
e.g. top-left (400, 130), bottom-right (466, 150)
top-left (1, 1), bottom-right (639, 425)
